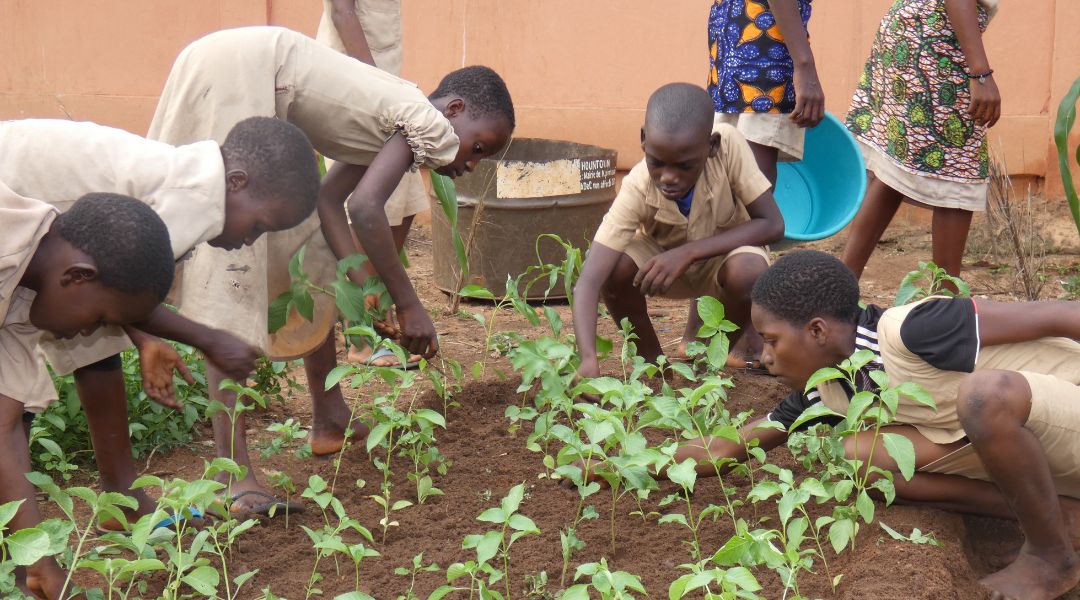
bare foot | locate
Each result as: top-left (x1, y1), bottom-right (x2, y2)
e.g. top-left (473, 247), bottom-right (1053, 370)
top-left (980, 547), bottom-right (1080, 600)
top-left (309, 419), bottom-right (371, 457)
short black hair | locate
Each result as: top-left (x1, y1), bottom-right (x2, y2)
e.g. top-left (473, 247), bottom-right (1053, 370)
top-left (221, 116), bottom-right (320, 222)
top-left (430, 66), bottom-right (516, 130)
top-left (645, 83), bottom-right (714, 137)
top-left (752, 250), bottom-right (861, 326)
top-left (55, 193), bottom-right (174, 302)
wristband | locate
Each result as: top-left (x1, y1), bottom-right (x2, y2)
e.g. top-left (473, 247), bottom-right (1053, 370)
top-left (968, 69), bottom-right (994, 84)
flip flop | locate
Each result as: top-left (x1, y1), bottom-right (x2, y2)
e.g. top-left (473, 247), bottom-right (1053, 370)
top-left (227, 490), bottom-right (305, 518)
top-left (94, 507), bottom-right (204, 536)
top-left (736, 358), bottom-right (774, 377)
top-left (363, 346), bottom-right (421, 370)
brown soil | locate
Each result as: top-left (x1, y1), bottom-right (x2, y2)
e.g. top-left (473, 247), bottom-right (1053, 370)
top-left (60, 218), bottom-right (1080, 599)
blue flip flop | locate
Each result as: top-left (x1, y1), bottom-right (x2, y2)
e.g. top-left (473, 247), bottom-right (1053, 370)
top-left (153, 507), bottom-right (204, 530)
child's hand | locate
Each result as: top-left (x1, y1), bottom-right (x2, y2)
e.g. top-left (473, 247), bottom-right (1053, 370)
top-left (396, 303), bottom-right (439, 358)
top-left (573, 363), bottom-right (602, 403)
top-left (634, 248), bottom-right (693, 296)
top-left (203, 332), bottom-right (261, 381)
top-left (136, 337), bottom-right (194, 410)
top-left (791, 63), bottom-right (825, 128)
top-left (968, 73), bottom-right (1001, 127)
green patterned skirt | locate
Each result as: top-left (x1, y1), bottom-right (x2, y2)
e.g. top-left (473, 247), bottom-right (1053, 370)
top-left (846, 0), bottom-right (992, 210)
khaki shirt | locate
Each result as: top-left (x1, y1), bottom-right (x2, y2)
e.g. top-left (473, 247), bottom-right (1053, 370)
top-left (316, 0), bottom-right (404, 75)
top-left (0, 119), bottom-right (226, 261)
top-left (148, 26), bottom-right (458, 171)
top-left (593, 123), bottom-right (772, 253)
top-left (0, 182), bottom-right (56, 320)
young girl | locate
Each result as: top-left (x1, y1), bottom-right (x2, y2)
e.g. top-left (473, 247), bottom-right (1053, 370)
top-left (841, 0), bottom-right (1001, 279)
top-left (704, 0), bottom-right (824, 373)
top-left (148, 25), bottom-right (515, 516)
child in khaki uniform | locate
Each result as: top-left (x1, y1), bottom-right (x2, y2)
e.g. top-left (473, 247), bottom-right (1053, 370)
top-left (0, 190), bottom-right (175, 600)
top-left (608, 251), bottom-right (1080, 600)
top-left (148, 25), bottom-right (515, 515)
top-left (573, 83), bottom-right (785, 379)
top-left (317, 0), bottom-right (429, 367)
top-left (0, 116), bottom-right (321, 524)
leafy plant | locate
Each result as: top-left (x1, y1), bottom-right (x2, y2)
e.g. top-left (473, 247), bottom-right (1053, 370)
top-left (894, 261), bottom-right (971, 305)
top-left (562, 558), bottom-right (646, 600)
top-left (34, 341), bottom-right (208, 479)
top-left (437, 483), bottom-right (540, 600)
top-left (394, 553), bottom-right (440, 600)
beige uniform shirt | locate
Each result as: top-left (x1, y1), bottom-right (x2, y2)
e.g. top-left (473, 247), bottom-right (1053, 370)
top-left (0, 182), bottom-right (59, 410)
top-left (316, 0), bottom-right (428, 227)
top-left (594, 123), bottom-right (772, 253)
top-left (0, 119), bottom-right (228, 374)
top-left (148, 26), bottom-right (458, 356)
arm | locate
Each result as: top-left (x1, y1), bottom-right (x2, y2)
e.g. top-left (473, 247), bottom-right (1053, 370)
top-left (767, 0), bottom-right (824, 127)
top-left (976, 300), bottom-right (1080, 347)
top-left (329, 0), bottom-right (375, 66)
top-left (317, 161), bottom-right (372, 286)
top-left (127, 305), bottom-right (260, 381)
top-left (571, 242), bottom-right (624, 377)
top-left (673, 417), bottom-right (790, 476)
top-left (944, 0), bottom-right (1000, 127)
top-left (345, 134), bottom-right (436, 356)
top-left (635, 190), bottom-right (785, 297)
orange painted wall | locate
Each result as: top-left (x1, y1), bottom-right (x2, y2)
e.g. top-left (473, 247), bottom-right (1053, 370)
top-left (0, 0), bottom-right (1077, 193)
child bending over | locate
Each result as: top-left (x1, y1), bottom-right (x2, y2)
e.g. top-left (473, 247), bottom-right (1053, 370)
top-left (0, 115), bottom-right (321, 523)
top-left (0, 191), bottom-right (175, 599)
top-left (148, 26), bottom-right (515, 515)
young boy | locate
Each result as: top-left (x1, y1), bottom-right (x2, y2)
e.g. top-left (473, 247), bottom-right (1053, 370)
top-left (148, 26), bottom-right (515, 514)
top-left (0, 116), bottom-right (321, 524)
top-left (573, 82), bottom-right (785, 379)
top-left (627, 250), bottom-right (1080, 600)
top-left (1, 190), bottom-right (176, 600)
top-left (317, 0), bottom-right (429, 368)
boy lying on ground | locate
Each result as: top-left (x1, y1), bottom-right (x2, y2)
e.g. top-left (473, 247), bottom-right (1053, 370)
top-left (572, 82), bottom-right (785, 381)
top-left (0, 191), bottom-right (175, 600)
top-left (580, 250), bottom-right (1080, 600)
top-left (0, 116), bottom-right (321, 523)
top-left (147, 26), bottom-right (515, 515)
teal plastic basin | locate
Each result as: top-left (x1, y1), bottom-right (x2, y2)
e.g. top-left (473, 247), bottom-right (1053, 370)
top-left (774, 112), bottom-right (866, 241)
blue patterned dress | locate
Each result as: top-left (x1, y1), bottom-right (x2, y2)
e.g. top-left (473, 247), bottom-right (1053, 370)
top-left (708, 0), bottom-right (812, 114)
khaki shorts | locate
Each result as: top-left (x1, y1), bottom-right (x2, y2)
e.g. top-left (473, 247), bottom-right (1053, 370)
top-left (923, 370), bottom-right (1080, 499)
top-left (713, 112), bottom-right (805, 162)
top-left (0, 287), bottom-right (56, 412)
top-left (623, 234), bottom-right (769, 300)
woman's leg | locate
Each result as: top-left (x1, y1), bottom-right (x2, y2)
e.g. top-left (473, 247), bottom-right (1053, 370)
top-left (930, 206), bottom-right (974, 278)
top-left (840, 176), bottom-right (905, 278)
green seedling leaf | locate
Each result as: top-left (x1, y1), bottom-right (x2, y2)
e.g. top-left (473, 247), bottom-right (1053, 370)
top-left (459, 285), bottom-right (496, 300)
top-left (6, 528), bottom-right (52, 565)
top-left (788, 403), bottom-right (843, 432)
top-left (828, 518), bottom-right (856, 554)
top-left (881, 432), bottom-right (917, 480)
top-left (667, 458), bottom-right (698, 492)
top-left (804, 367), bottom-right (845, 391)
top-left (182, 565), bottom-right (220, 596)
top-left (268, 291), bottom-right (293, 333)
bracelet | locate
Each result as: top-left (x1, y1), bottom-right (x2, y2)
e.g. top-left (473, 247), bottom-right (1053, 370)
top-left (969, 69), bottom-right (994, 84)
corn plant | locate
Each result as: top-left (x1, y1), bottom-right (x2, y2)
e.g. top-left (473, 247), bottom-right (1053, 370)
top-left (1054, 75), bottom-right (1080, 238)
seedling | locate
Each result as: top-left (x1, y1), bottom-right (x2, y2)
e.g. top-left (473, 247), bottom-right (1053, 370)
top-left (894, 260), bottom-right (971, 305)
top-left (562, 558), bottom-right (646, 600)
top-left (394, 553), bottom-right (440, 600)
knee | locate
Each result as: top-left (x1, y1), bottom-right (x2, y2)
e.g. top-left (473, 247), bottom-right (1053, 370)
top-left (600, 254), bottom-right (639, 299)
top-left (721, 255), bottom-right (768, 299)
top-left (956, 370), bottom-right (1030, 440)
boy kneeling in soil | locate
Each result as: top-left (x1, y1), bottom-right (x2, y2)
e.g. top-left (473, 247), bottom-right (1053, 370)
top-left (0, 116), bottom-right (321, 524)
top-left (586, 250), bottom-right (1080, 600)
top-left (0, 191), bottom-right (176, 599)
top-left (573, 82), bottom-right (785, 379)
